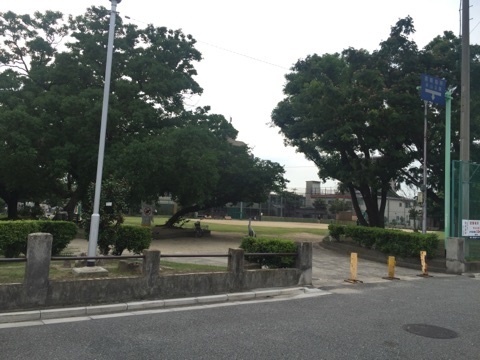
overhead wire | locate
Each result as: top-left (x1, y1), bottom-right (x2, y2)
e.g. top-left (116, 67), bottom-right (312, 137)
top-left (122, 14), bottom-right (290, 71)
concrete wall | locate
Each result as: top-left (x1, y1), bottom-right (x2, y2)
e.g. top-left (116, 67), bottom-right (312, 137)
top-left (0, 234), bottom-right (312, 312)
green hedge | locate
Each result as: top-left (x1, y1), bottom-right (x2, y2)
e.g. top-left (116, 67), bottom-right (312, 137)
top-left (97, 225), bottom-right (152, 256)
top-left (0, 220), bottom-right (77, 258)
top-left (328, 224), bottom-right (439, 258)
top-left (38, 221), bottom-right (78, 256)
top-left (112, 225), bottom-right (152, 255)
top-left (240, 236), bottom-right (297, 268)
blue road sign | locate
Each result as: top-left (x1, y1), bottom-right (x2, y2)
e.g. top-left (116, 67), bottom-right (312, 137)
top-left (421, 74), bottom-right (446, 106)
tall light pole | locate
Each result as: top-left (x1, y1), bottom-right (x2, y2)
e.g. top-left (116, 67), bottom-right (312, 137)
top-left (460, 0), bottom-right (470, 223)
top-left (87, 0), bottom-right (122, 266)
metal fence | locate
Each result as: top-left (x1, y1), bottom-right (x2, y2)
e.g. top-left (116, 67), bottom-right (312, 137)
top-left (451, 160), bottom-right (480, 259)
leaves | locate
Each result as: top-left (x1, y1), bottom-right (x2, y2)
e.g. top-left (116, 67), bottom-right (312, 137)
top-left (272, 16), bottom-right (469, 227)
top-left (0, 7), bottom-right (286, 222)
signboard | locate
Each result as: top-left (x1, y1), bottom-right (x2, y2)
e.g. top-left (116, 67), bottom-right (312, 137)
top-left (141, 202), bottom-right (154, 226)
top-left (462, 220), bottom-right (480, 237)
top-left (420, 74), bottom-right (446, 106)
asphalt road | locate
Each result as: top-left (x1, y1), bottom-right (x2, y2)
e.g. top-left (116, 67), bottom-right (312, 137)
top-left (1, 276), bottom-right (479, 359)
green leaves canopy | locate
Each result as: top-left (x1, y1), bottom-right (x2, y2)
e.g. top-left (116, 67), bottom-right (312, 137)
top-left (272, 16), bottom-right (480, 227)
top-left (0, 7), bottom-right (286, 221)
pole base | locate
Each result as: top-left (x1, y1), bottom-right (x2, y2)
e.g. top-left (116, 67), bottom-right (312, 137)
top-left (416, 274), bottom-right (433, 278)
top-left (344, 279), bottom-right (363, 284)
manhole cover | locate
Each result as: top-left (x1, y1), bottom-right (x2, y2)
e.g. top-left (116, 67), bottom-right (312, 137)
top-left (403, 324), bottom-right (458, 339)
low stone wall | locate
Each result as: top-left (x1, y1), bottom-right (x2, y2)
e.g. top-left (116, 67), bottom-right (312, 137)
top-left (0, 234), bottom-right (312, 312)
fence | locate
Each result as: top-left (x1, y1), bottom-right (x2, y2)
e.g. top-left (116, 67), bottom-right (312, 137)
top-left (0, 233), bottom-right (312, 312)
top-left (451, 160), bottom-right (480, 260)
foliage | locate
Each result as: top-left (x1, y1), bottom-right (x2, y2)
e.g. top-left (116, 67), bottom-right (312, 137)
top-left (240, 236), bottom-right (297, 268)
top-left (0, 8), bottom-right (286, 226)
top-left (158, 135), bottom-right (286, 227)
top-left (81, 176), bottom-right (130, 255)
top-left (328, 224), bottom-right (439, 258)
top-left (409, 207), bottom-right (421, 231)
top-left (37, 220), bottom-right (77, 255)
top-left (0, 220), bottom-right (77, 257)
top-left (327, 224), bottom-right (345, 241)
top-left (271, 16), bottom-right (480, 228)
top-left (0, 221), bottom-right (39, 257)
top-left (312, 199), bottom-right (327, 212)
top-left (113, 225), bottom-right (152, 256)
top-left (328, 199), bottom-right (351, 214)
top-left (280, 190), bottom-right (303, 217)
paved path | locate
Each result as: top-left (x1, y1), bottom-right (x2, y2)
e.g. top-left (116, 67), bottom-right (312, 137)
top-left (68, 226), bottom-right (446, 289)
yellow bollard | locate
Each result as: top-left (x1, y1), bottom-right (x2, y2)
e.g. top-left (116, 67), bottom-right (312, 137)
top-left (345, 252), bottom-right (363, 283)
top-left (382, 256), bottom-right (400, 280)
top-left (417, 251), bottom-right (432, 277)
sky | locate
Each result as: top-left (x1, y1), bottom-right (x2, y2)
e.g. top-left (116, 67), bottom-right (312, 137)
top-left (4, 0), bottom-right (480, 194)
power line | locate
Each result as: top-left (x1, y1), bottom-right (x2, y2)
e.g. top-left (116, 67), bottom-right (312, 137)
top-left (122, 14), bottom-right (290, 71)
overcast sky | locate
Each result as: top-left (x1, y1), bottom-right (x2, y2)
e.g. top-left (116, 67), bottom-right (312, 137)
top-left (5, 0), bottom-right (480, 193)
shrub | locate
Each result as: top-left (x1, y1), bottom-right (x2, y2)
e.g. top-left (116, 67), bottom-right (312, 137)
top-left (113, 225), bottom-right (152, 255)
top-left (328, 224), bottom-right (439, 258)
top-left (37, 221), bottom-right (78, 255)
top-left (97, 225), bottom-right (120, 255)
top-left (240, 236), bottom-right (297, 268)
top-left (0, 221), bottom-right (40, 258)
top-left (328, 224), bottom-right (345, 241)
top-left (0, 220), bottom-right (78, 258)
top-left (81, 176), bottom-right (130, 255)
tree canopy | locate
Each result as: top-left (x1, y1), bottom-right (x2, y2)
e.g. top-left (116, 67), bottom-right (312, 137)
top-left (272, 16), bottom-right (480, 227)
top-left (0, 7), bottom-right (286, 222)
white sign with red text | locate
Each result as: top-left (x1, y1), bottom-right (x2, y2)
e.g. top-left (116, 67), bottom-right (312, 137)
top-left (462, 220), bottom-right (480, 237)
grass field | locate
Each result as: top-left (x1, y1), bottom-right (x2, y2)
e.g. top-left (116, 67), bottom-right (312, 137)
top-left (123, 216), bottom-right (330, 237)
top-left (0, 259), bottom-right (227, 284)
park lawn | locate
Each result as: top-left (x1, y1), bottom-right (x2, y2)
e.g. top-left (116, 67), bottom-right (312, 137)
top-left (0, 260), bottom-right (226, 284)
top-left (123, 216), bottom-right (329, 237)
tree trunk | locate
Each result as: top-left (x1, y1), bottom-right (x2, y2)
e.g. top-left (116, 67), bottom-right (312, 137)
top-left (63, 192), bottom-right (79, 221)
top-left (6, 196), bottom-right (19, 220)
top-left (164, 204), bottom-right (201, 228)
top-left (349, 184), bottom-right (368, 226)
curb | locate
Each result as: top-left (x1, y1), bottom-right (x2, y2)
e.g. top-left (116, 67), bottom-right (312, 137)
top-left (0, 287), bottom-right (318, 325)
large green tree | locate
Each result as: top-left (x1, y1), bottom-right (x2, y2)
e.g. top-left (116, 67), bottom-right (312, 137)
top-left (272, 17), bottom-right (480, 227)
top-left (0, 7), bottom-right (203, 217)
top-left (0, 11), bottom-right (68, 218)
top-left (0, 7), bottom-right (286, 222)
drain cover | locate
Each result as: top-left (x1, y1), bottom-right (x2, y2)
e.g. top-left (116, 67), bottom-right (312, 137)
top-left (403, 324), bottom-right (458, 339)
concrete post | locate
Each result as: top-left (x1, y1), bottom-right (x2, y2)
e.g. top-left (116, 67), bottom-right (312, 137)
top-left (143, 250), bottom-right (160, 287)
top-left (296, 242), bottom-right (312, 285)
top-left (228, 248), bottom-right (245, 275)
top-left (446, 237), bottom-right (465, 274)
top-left (24, 233), bottom-right (52, 305)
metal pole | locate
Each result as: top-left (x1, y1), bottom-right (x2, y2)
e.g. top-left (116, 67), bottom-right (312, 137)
top-left (444, 90), bottom-right (452, 240)
top-left (87, 0), bottom-right (121, 266)
top-left (422, 100), bottom-right (428, 234)
top-left (460, 0), bottom-right (470, 162)
top-left (460, 0), bottom-right (470, 222)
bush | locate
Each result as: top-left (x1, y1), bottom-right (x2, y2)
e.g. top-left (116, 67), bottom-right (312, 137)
top-left (0, 221), bottom-right (40, 258)
top-left (37, 221), bottom-right (78, 255)
top-left (328, 224), bottom-right (345, 241)
top-left (0, 220), bottom-right (77, 257)
top-left (113, 225), bottom-right (152, 255)
top-left (240, 236), bottom-right (297, 268)
top-left (328, 224), bottom-right (439, 258)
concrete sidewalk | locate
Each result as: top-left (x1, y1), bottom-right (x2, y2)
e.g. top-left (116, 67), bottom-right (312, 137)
top-left (67, 234), bottom-right (450, 289)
